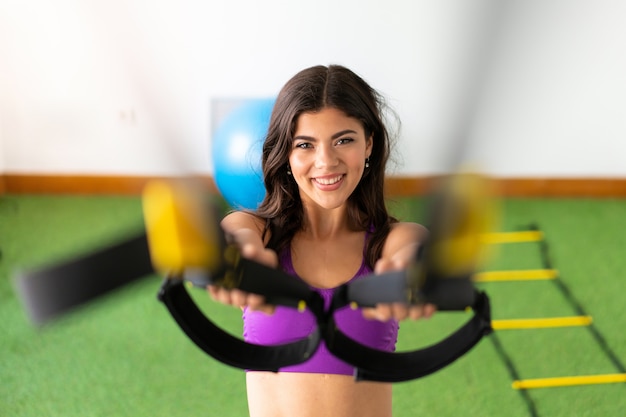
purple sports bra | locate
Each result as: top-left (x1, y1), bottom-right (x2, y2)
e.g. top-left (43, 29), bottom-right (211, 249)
top-left (242, 240), bottom-right (399, 375)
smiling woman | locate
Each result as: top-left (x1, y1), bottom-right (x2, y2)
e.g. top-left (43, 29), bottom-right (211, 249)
top-left (207, 65), bottom-right (432, 417)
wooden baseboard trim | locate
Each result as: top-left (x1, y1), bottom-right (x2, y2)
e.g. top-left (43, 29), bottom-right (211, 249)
top-left (388, 176), bottom-right (626, 197)
top-left (1, 174), bottom-right (625, 198)
top-left (492, 178), bottom-right (626, 197)
top-left (1, 174), bottom-right (219, 196)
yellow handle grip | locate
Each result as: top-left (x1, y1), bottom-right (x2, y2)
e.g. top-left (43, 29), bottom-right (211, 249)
top-left (429, 172), bottom-right (499, 276)
top-left (142, 180), bottom-right (223, 276)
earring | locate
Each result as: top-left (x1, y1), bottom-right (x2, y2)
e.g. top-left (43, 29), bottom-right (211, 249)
top-left (365, 158), bottom-right (370, 168)
top-left (287, 166), bottom-right (292, 175)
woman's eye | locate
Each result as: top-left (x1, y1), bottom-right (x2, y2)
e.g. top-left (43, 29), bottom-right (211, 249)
top-left (336, 137), bottom-right (354, 145)
top-left (295, 142), bottom-right (312, 149)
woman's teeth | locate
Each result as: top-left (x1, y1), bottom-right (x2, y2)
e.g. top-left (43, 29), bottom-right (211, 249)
top-left (315, 175), bottom-right (343, 185)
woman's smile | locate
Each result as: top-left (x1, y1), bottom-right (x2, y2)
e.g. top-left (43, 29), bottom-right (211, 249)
top-left (313, 174), bottom-right (345, 189)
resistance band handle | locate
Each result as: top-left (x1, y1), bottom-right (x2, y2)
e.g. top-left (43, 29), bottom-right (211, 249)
top-left (345, 269), bottom-right (477, 311)
top-left (421, 276), bottom-right (477, 311)
top-left (158, 278), bottom-right (323, 372)
top-left (235, 258), bottom-right (316, 308)
top-left (345, 270), bottom-right (408, 306)
top-left (326, 290), bottom-right (493, 383)
top-left (184, 257), bottom-right (315, 310)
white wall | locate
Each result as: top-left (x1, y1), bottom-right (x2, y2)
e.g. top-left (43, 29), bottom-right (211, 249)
top-left (0, 0), bottom-right (625, 177)
top-left (469, 0), bottom-right (626, 177)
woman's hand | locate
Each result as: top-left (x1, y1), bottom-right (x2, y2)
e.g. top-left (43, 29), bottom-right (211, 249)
top-left (361, 223), bottom-right (437, 322)
top-left (361, 255), bottom-right (437, 322)
top-left (207, 217), bottom-right (277, 314)
top-left (361, 302), bottom-right (436, 321)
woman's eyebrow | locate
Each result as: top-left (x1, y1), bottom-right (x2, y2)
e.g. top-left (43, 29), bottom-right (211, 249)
top-left (293, 129), bottom-right (358, 141)
top-left (332, 129), bottom-right (358, 139)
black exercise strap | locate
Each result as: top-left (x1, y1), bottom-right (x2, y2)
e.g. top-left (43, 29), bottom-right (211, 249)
top-left (16, 232), bottom-right (155, 325)
top-left (158, 278), bottom-right (323, 371)
top-left (344, 268), bottom-right (479, 311)
top-left (158, 255), bottom-right (493, 381)
top-left (158, 256), bottom-right (326, 371)
top-left (315, 257), bottom-right (492, 382)
top-left (327, 287), bottom-right (492, 382)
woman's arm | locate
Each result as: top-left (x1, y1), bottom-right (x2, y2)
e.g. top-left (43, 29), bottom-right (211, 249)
top-left (362, 222), bottom-right (437, 321)
top-left (206, 211), bottom-right (276, 313)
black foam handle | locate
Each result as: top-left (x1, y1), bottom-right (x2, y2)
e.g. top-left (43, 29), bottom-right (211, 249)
top-left (421, 276), bottom-right (477, 311)
top-left (236, 258), bottom-right (314, 307)
top-left (345, 269), bottom-right (476, 311)
top-left (184, 257), bottom-right (315, 310)
top-left (346, 271), bottom-right (409, 307)
top-left (15, 232), bottom-right (154, 325)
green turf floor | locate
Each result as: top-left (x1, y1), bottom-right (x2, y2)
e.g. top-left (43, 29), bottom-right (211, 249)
top-left (1, 195), bottom-right (625, 416)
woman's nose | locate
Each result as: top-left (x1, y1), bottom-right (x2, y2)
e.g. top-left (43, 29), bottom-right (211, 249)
top-left (314, 145), bottom-right (339, 168)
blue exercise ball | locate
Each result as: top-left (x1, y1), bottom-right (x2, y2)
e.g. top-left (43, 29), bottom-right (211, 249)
top-left (211, 98), bottom-right (275, 209)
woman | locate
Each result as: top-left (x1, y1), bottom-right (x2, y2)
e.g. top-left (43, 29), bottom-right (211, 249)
top-left (209, 64), bottom-right (435, 417)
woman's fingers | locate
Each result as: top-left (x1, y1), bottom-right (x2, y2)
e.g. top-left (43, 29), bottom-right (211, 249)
top-left (207, 285), bottom-right (275, 314)
top-left (391, 303), bottom-right (410, 321)
top-left (408, 303), bottom-right (437, 320)
top-left (362, 302), bottom-right (437, 322)
top-left (373, 257), bottom-right (395, 274)
top-left (230, 289), bottom-right (248, 307)
top-left (362, 304), bottom-right (392, 321)
top-left (246, 293), bottom-right (276, 314)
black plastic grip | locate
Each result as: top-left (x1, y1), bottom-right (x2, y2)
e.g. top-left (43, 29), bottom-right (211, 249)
top-left (345, 269), bottom-right (477, 311)
top-left (346, 270), bottom-right (409, 307)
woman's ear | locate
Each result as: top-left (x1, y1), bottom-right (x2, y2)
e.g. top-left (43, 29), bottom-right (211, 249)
top-left (366, 134), bottom-right (373, 158)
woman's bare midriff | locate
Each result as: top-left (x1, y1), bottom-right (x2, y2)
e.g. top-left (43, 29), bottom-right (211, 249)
top-left (246, 371), bottom-right (392, 417)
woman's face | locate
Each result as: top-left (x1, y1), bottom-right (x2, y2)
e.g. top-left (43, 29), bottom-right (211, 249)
top-left (289, 107), bottom-right (372, 211)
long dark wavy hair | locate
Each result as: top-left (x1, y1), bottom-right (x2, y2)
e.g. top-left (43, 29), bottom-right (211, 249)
top-left (256, 64), bottom-right (398, 269)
